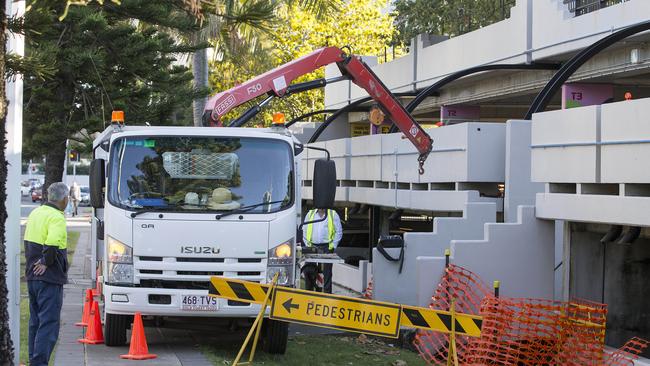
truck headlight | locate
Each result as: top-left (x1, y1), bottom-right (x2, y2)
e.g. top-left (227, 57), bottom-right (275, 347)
top-left (107, 236), bottom-right (133, 284)
top-left (268, 240), bottom-right (294, 286)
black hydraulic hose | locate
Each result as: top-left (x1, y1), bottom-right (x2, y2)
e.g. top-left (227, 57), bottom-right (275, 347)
top-left (308, 92), bottom-right (418, 143)
top-left (376, 235), bottom-right (405, 274)
top-left (388, 62), bottom-right (560, 133)
top-left (525, 20), bottom-right (650, 119)
top-left (286, 109), bottom-right (339, 127)
top-left (228, 95), bottom-right (274, 127)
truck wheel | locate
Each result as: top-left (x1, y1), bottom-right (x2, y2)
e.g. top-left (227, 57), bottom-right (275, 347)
top-left (261, 318), bottom-right (288, 354)
top-left (104, 313), bottom-right (129, 346)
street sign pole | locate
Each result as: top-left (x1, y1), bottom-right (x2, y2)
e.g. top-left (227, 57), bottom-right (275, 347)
top-left (4, 2), bottom-right (25, 363)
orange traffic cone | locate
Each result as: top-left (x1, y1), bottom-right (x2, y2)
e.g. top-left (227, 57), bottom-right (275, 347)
top-left (120, 312), bottom-right (157, 360)
top-left (78, 301), bottom-right (104, 344)
top-left (75, 289), bottom-right (94, 327)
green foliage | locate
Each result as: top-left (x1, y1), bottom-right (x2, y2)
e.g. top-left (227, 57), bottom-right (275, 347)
top-left (209, 0), bottom-right (395, 126)
top-left (393, 0), bottom-right (516, 46)
top-left (23, 0), bottom-right (206, 160)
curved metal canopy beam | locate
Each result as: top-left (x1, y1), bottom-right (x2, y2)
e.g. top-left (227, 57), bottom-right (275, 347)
top-left (388, 62), bottom-right (560, 133)
top-left (525, 20), bottom-right (650, 120)
top-left (308, 92), bottom-right (418, 143)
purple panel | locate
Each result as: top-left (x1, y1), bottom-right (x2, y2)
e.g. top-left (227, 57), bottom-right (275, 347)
top-left (440, 105), bottom-right (480, 123)
top-left (561, 83), bottom-right (614, 109)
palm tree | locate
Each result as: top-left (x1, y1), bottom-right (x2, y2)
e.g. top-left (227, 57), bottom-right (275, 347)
top-left (191, 0), bottom-right (340, 126)
top-left (191, 0), bottom-right (278, 126)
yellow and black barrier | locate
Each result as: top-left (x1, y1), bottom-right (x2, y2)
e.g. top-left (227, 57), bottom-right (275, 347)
top-left (209, 276), bottom-right (482, 339)
top-left (208, 277), bottom-right (270, 304)
top-left (401, 305), bottom-right (482, 338)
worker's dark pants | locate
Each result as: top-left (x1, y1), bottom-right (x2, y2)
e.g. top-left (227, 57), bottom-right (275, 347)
top-left (28, 280), bottom-right (63, 366)
top-left (304, 244), bottom-right (333, 293)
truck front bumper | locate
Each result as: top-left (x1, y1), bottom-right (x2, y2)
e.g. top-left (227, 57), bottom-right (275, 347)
top-left (103, 284), bottom-right (263, 317)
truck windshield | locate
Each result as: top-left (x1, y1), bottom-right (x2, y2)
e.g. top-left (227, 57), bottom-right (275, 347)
top-left (108, 136), bottom-right (293, 213)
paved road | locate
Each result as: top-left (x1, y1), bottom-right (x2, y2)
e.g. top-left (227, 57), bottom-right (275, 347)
top-left (20, 195), bottom-right (92, 220)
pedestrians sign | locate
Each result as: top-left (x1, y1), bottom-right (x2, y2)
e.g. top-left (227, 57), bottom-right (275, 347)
top-left (401, 305), bottom-right (482, 338)
top-left (269, 287), bottom-right (402, 338)
top-left (208, 277), bottom-right (270, 304)
top-left (208, 276), bottom-right (483, 339)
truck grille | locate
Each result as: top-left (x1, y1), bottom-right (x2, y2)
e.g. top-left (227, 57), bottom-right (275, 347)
top-left (135, 255), bottom-right (266, 290)
top-left (177, 271), bottom-right (224, 276)
top-left (177, 257), bottom-right (225, 263)
top-left (140, 279), bottom-right (210, 290)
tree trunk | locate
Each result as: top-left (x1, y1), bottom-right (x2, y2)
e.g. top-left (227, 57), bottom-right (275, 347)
top-left (0, 0), bottom-right (16, 362)
top-left (192, 47), bottom-right (209, 127)
top-left (43, 140), bottom-right (67, 202)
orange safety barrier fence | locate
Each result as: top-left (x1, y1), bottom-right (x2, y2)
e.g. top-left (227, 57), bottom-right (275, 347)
top-left (414, 264), bottom-right (648, 365)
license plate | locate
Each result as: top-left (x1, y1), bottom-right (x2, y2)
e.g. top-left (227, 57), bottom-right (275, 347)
top-left (180, 295), bottom-right (218, 311)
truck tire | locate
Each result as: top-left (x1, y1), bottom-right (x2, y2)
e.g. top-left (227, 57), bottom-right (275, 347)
top-left (262, 318), bottom-right (288, 354)
top-left (104, 313), bottom-right (129, 346)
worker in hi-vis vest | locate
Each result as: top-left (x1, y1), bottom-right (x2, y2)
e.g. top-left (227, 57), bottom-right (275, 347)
top-left (302, 208), bottom-right (342, 293)
top-left (24, 182), bottom-right (70, 366)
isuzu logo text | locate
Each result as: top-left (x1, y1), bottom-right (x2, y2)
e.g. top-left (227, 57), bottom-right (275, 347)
top-left (181, 246), bottom-right (220, 254)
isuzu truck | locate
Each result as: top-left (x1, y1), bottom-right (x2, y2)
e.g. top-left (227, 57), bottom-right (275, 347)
top-left (89, 45), bottom-right (432, 353)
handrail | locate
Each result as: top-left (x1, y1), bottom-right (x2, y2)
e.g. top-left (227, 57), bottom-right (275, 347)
top-left (563, 0), bottom-right (629, 17)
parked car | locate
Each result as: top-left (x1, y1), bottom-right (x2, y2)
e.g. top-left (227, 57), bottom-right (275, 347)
top-left (20, 181), bottom-right (31, 196)
top-left (31, 189), bottom-right (42, 202)
top-left (79, 186), bottom-right (90, 206)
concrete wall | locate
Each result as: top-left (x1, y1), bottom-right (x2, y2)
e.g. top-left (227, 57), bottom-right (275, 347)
top-left (324, 0), bottom-right (649, 108)
top-left (504, 120), bottom-right (544, 223)
top-left (569, 226), bottom-right (650, 357)
top-left (532, 97), bottom-right (650, 226)
top-left (414, 206), bottom-right (554, 305)
top-left (531, 0), bottom-right (650, 60)
top-left (531, 105), bottom-right (600, 183)
top-left (373, 202), bottom-right (497, 307)
top-left (372, 120), bottom-right (552, 306)
top-left (302, 122), bottom-right (506, 211)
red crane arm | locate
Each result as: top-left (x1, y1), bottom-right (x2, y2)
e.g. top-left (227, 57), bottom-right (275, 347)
top-left (204, 46), bottom-right (432, 168)
top-left (205, 46), bottom-right (345, 123)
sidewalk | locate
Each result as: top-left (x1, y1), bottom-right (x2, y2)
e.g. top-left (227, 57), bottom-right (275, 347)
top-left (52, 227), bottom-right (90, 365)
top-left (52, 225), bottom-right (215, 366)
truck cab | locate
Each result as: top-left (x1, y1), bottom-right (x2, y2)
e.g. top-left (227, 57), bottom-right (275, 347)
top-left (90, 124), bottom-right (306, 353)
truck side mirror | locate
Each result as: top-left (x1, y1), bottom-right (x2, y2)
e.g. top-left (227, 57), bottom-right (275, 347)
top-left (312, 158), bottom-right (336, 208)
top-left (89, 159), bottom-right (105, 208)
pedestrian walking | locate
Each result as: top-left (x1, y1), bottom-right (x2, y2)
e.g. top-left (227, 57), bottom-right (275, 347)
top-left (70, 181), bottom-right (80, 217)
top-left (24, 182), bottom-right (69, 366)
top-left (302, 208), bottom-right (343, 293)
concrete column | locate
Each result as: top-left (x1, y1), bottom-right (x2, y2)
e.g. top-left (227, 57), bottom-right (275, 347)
top-left (5, 1), bottom-right (25, 364)
top-left (562, 83), bottom-right (614, 109)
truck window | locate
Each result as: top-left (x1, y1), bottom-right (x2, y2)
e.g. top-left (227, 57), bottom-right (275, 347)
top-left (108, 136), bottom-right (293, 213)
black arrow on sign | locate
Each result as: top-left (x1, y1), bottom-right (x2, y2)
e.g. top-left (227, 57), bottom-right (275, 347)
top-left (282, 298), bottom-right (300, 313)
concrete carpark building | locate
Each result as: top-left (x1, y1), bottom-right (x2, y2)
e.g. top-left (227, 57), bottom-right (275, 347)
top-left (292, 0), bottom-right (650, 358)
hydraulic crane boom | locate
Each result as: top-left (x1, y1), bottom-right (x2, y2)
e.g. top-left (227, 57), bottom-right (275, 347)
top-left (203, 46), bottom-right (433, 172)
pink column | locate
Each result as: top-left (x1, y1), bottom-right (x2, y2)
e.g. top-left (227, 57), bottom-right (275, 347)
top-left (440, 105), bottom-right (480, 124)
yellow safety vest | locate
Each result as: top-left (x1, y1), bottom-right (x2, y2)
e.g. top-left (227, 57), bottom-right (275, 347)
top-left (305, 209), bottom-right (336, 250)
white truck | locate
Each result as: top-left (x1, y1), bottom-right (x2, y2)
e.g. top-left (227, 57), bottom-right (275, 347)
top-left (88, 121), bottom-right (334, 353)
top-left (88, 46), bottom-right (432, 353)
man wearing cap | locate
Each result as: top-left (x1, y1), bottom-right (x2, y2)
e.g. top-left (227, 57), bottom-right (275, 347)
top-left (24, 182), bottom-right (69, 366)
top-left (302, 208), bottom-right (342, 293)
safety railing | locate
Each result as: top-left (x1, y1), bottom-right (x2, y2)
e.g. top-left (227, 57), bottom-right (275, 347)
top-left (563, 0), bottom-right (630, 17)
